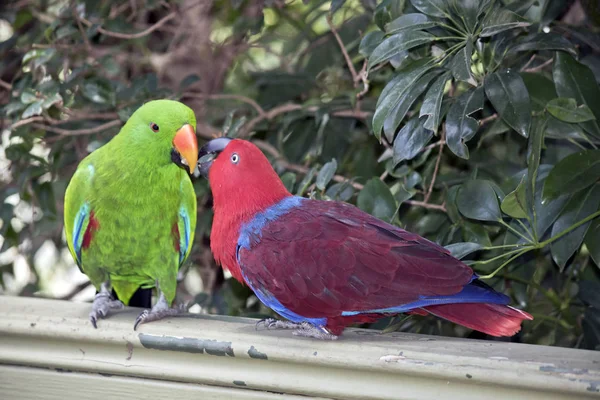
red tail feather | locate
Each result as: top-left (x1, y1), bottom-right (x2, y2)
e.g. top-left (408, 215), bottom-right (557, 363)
top-left (421, 303), bottom-right (533, 337)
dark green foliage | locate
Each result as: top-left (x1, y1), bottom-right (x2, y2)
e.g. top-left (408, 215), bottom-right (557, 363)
top-left (1, 0), bottom-right (600, 348)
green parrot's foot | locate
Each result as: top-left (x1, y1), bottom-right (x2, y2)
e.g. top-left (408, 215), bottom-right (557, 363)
top-left (89, 284), bottom-right (124, 328)
top-left (133, 292), bottom-right (185, 330)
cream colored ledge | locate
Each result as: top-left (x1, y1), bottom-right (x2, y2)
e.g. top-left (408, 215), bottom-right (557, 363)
top-left (0, 296), bottom-right (599, 400)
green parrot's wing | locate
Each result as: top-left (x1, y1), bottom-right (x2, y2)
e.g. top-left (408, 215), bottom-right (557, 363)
top-left (176, 177), bottom-right (197, 268)
top-left (64, 162), bottom-right (96, 272)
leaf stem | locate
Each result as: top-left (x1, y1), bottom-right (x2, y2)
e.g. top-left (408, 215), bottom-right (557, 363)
top-left (481, 243), bottom-right (527, 250)
top-left (499, 219), bottom-right (533, 243)
top-left (516, 219), bottom-right (536, 242)
top-left (469, 247), bottom-right (528, 266)
top-left (538, 210), bottom-right (600, 247)
top-left (478, 249), bottom-right (529, 279)
top-left (434, 36), bottom-right (466, 41)
top-left (437, 23), bottom-right (467, 37)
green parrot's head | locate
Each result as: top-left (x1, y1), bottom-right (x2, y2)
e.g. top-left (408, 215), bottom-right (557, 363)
top-left (124, 99), bottom-right (198, 174)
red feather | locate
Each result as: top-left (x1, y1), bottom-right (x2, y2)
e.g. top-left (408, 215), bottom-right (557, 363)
top-left (82, 211), bottom-right (99, 249)
top-left (171, 223), bottom-right (180, 254)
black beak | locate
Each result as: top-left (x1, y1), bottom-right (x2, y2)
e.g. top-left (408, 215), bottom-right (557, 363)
top-left (197, 137), bottom-right (232, 178)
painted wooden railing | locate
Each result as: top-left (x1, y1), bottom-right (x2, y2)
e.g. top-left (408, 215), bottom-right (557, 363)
top-left (0, 296), bottom-right (598, 399)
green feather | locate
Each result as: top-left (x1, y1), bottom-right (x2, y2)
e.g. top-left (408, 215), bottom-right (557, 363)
top-left (64, 100), bottom-right (197, 305)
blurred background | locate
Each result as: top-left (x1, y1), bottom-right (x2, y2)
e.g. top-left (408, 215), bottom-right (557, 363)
top-left (1, 0), bottom-right (600, 349)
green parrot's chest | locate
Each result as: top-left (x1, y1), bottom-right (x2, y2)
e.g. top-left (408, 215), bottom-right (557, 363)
top-left (81, 168), bottom-right (184, 286)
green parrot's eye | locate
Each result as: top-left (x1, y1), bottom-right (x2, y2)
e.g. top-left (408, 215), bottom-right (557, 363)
top-left (150, 123), bottom-right (160, 132)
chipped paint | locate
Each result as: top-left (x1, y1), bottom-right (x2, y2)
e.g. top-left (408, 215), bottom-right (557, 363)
top-left (233, 380), bottom-right (247, 386)
top-left (139, 333), bottom-right (234, 357)
top-left (248, 345), bottom-right (268, 360)
top-left (539, 366), bottom-right (589, 375)
top-left (125, 341), bottom-right (134, 361)
top-left (380, 355), bottom-right (406, 362)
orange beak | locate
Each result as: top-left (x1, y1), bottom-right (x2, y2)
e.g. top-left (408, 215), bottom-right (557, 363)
top-left (173, 124), bottom-right (198, 174)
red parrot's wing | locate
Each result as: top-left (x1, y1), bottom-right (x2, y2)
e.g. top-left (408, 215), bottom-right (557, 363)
top-left (238, 199), bottom-right (473, 319)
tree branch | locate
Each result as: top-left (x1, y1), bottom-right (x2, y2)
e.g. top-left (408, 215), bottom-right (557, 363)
top-left (183, 92), bottom-right (265, 116)
top-left (522, 58), bottom-right (554, 73)
top-left (31, 120), bottom-right (122, 136)
top-left (80, 11), bottom-right (177, 40)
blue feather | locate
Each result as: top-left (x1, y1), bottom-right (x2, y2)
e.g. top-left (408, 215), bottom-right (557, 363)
top-left (72, 202), bottom-right (90, 265)
top-left (178, 206), bottom-right (191, 264)
top-left (237, 196), bottom-right (305, 256)
top-left (341, 277), bottom-right (509, 316)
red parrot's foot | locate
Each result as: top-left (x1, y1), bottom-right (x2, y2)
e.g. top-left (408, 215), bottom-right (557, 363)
top-left (89, 282), bottom-right (124, 328)
top-left (256, 318), bottom-right (338, 340)
top-left (133, 292), bottom-right (185, 330)
top-left (292, 325), bottom-right (338, 340)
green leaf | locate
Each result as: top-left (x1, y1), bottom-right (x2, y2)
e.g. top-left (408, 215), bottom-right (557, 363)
top-left (357, 178), bottom-right (397, 221)
top-left (521, 72), bottom-right (557, 112)
top-left (579, 281), bottom-right (600, 308)
top-left (457, 179), bottom-right (502, 221)
top-left (386, 13), bottom-right (436, 34)
top-left (372, 59), bottom-right (434, 141)
top-left (41, 92), bottom-right (62, 109)
top-left (480, 8), bottom-right (530, 37)
top-left (391, 182), bottom-right (416, 205)
top-left (551, 184), bottom-right (600, 270)
top-left (368, 31), bottom-right (435, 69)
top-left (296, 166), bottom-right (317, 196)
top-left (546, 98), bottom-right (595, 123)
top-left (420, 72), bottom-right (450, 133)
top-left (543, 150), bottom-right (600, 201)
top-left (484, 69), bottom-right (531, 138)
top-left (444, 242), bottom-right (483, 259)
top-left (446, 185), bottom-right (461, 223)
top-left (410, 0), bottom-right (448, 18)
top-left (501, 175), bottom-right (528, 219)
top-left (446, 86), bottom-right (484, 159)
top-left (392, 117), bottom-right (433, 164)
top-left (326, 182), bottom-right (354, 202)
top-left (449, 0), bottom-right (479, 32)
top-left (374, 0), bottom-right (392, 30)
top-left (553, 52), bottom-right (600, 139)
top-left (450, 41), bottom-right (474, 84)
top-left (280, 172), bottom-right (296, 193)
top-left (585, 219), bottom-right (600, 267)
top-left (526, 118), bottom-right (546, 234)
top-left (82, 82), bottom-right (110, 104)
top-left (462, 221), bottom-right (492, 246)
top-left (22, 48), bottom-right (56, 66)
top-left (383, 70), bottom-right (440, 140)
top-left (21, 101), bottom-right (43, 119)
top-left (546, 116), bottom-right (586, 140)
top-left (511, 33), bottom-right (576, 56)
top-left (330, 0), bottom-right (347, 14)
top-left (20, 90), bottom-right (37, 104)
top-left (359, 31), bottom-right (384, 58)
top-left (316, 159), bottom-right (337, 190)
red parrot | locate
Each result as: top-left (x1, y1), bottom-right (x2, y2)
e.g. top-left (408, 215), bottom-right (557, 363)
top-left (198, 138), bottom-right (533, 340)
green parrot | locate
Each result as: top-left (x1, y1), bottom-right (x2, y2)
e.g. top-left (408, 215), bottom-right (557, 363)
top-left (64, 100), bottom-right (198, 329)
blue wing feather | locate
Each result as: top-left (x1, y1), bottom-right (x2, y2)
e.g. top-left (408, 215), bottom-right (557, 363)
top-left (178, 206), bottom-right (191, 265)
top-left (72, 202), bottom-right (90, 267)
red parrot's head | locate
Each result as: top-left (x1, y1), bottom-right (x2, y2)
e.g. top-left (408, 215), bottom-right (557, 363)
top-left (197, 138), bottom-right (290, 216)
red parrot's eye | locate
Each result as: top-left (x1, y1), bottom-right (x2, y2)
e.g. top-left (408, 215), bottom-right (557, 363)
top-left (150, 123), bottom-right (160, 132)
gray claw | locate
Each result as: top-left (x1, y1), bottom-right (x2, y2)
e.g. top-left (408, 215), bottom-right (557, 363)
top-left (133, 292), bottom-right (185, 330)
top-left (89, 283), bottom-right (123, 328)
